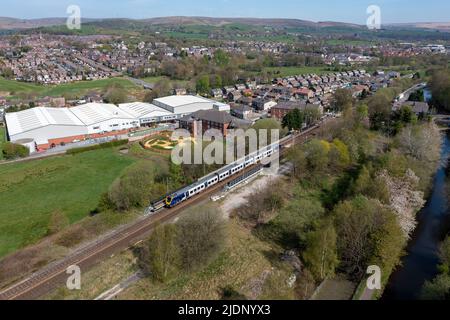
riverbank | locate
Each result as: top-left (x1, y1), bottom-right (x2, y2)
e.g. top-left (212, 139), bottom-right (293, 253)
top-left (382, 129), bottom-right (450, 300)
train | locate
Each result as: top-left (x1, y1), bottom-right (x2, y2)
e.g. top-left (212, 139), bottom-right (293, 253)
top-left (163, 142), bottom-right (280, 208)
top-left (148, 122), bottom-right (323, 213)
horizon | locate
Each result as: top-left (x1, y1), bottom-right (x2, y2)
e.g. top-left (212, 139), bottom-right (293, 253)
top-left (2, 15), bottom-right (450, 26)
top-left (0, 0), bottom-right (449, 25)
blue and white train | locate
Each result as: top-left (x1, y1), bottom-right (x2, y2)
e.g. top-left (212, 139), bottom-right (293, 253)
top-left (164, 142), bottom-right (280, 208)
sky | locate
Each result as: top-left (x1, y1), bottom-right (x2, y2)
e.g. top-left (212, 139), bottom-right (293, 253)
top-left (1, 0), bottom-right (449, 24)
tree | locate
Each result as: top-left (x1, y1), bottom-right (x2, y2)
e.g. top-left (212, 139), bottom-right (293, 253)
top-left (368, 92), bottom-right (392, 131)
top-left (177, 205), bottom-right (226, 272)
top-left (421, 274), bottom-right (450, 300)
top-left (329, 139), bottom-right (351, 170)
top-left (108, 163), bottom-right (156, 211)
top-left (332, 88), bottom-right (353, 112)
top-left (430, 70), bottom-right (450, 111)
top-left (2, 142), bottom-right (29, 160)
top-left (196, 75), bottom-right (210, 95)
top-left (282, 109), bottom-right (304, 131)
top-left (138, 224), bottom-right (181, 282)
top-left (352, 166), bottom-right (390, 204)
top-left (356, 104), bottom-right (369, 124)
top-left (334, 196), bottom-right (404, 280)
top-left (144, 78), bottom-right (172, 102)
top-left (1, 67), bottom-right (14, 79)
top-left (214, 49), bottom-right (230, 67)
top-left (302, 220), bottom-right (339, 281)
top-left (303, 139), bottom-right (330, 174)
top-left (276, 196), bottom-right (325, 246)
top-left (103, 83), bottom-right (127, 104)
top-left (396, 123), bottom-right (442, 162)
top-left (439, 236), bottom-right (450, 273)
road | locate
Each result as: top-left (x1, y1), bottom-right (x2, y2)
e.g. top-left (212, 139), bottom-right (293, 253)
top-left (393, 82), bottom-right (427, 110)
top-left (0, 120), bottom-right (331, 300)
top-left (126, 77), bottom-right (155, 90)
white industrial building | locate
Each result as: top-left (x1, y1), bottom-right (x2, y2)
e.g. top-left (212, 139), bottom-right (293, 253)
top-left (69, 103), bottom-right (139, 134)
top-left (5, 107), bottom-right (87, 149)
top-left (5, 103), bottom-right (139, 151)
top-left (117, 102), bottom-right (174, 126)
top-left (5, 96), bottom-right (230, 151)
top-left (153, 95), bottom-right (230, 117)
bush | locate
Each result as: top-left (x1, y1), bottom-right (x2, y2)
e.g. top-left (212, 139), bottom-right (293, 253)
top-left (2, 142), bottom-right (30, 160)
top-left (67, 139), bottom-right (128, 155)
top-left (137, 224), bottom-right (181, 282)
top-left (108, 162), bottom-right (156, 211)
top-left (177, 205), bottom-right (226, 272)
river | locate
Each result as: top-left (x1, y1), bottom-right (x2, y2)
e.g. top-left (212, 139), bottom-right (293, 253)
top-left (382, 129), bottom-right (450, 300)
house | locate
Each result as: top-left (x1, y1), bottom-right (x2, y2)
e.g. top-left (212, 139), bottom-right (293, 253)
top-left (84, 93), bottom-right (103, 103)
top-left (223, 86), bottom-right (235, 95)
top-left (236, 96), bottom-right (253, 106)
top-left (252, 98), bottom-right (277, 111)
top-left (271, 101), bottom-right (323, 120)
top-left (179, 109), bottom-right (233, 137)
top-left (228, 91), bottom-right (242, 102)
top-left (173, 88), bottom-right (187, 96)
top-left (235, 84), bottom-right (246, 91)
top-left (231, 104), bottom-right (253, 120)
top-left (295, 88), bottom-right (315, 99)
top-left (270, 101), bottom-right (307, 120)
top-left (402, 101), bottom-right (430, 115)
top-left (211, 88), bottom-right (223, 98)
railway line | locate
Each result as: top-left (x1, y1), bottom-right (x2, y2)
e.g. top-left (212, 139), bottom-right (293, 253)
top-left (0, 119), bottom-right (330, 300)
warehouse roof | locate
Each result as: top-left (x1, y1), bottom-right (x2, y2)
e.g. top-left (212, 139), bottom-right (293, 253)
top-left (5, 107), bottom-right (85, 136)
top-left (117, 102), bottom-right (172, 118)
top-left (69, 103), bottom-right (135, 126)
top-left (153, 95), bottom-right (212, 108)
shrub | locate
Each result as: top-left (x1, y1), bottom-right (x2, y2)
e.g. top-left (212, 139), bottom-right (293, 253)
top-left (2, 142), bottom-right (29, 160)
top-left (108, 162), bottom-right (155, 211)
top-left (67, 139), bottom-right (128, 155)
top-left (177, 205), bottom-right (226, 272)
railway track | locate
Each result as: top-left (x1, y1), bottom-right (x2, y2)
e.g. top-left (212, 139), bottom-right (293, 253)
top-left (0, 121), bottom-right (328, 300)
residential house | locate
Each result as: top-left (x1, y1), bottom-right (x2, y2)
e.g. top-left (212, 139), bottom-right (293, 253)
top-left (231, 104), bottom-right (253, 120)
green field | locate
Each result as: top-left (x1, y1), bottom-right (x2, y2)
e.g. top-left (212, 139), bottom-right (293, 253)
top-left (140, 76), bottom-right (191, 88)
top-left (0, 149), bottom-right (136, 258)
top-left (0, 77), bottom-right (139, 99)
top-left (263, 66), bottom-right (331, 77)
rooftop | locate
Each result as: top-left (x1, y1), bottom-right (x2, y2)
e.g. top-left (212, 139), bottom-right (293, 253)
top-left (5, 107), bottom-right (84, 136)
top-left (69, 103), bottom-right (134, 126)
top-left (153, 95), bottom-right (212, 108)
top-left (118, 102), bottom-right (172, 118)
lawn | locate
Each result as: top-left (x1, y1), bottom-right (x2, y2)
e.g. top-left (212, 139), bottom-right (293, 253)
top-left (0, 77), bottom-right (139, 99)
top-left (140, 76), bottom-right (191, 88)
top-left (0, 148), bottom-right (136, 258)
top-left (263, 66), bottom-right (331, 77)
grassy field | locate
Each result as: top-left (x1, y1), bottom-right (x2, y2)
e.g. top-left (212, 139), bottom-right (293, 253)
top-left (140, 76), bottom-right (191, 88)
top-left (0, 77), bottom-right (139, 99)
top-left (44, 215), bottom-right (296, 300)
top-left (119, 217), bottom-right (295, 300)
top-left (0, 148), bottom-right (136, 258)
top-left (263, 66), bottom-right (331, 77)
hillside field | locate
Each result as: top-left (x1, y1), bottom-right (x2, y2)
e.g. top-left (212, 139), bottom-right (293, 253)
top-left (0, 77), bottom-right (140, 99)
